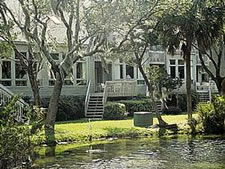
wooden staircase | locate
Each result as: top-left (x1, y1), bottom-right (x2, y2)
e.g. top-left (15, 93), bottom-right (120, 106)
top-left (0, 84), bottom-right (28, 123)
top-left (86, 93), bottom-right (104, 119)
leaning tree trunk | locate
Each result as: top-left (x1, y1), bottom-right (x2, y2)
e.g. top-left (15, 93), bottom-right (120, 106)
top-left (45, 71), bottom-right (63, 145)
top-left (27, 64), bottom-right (41, 107)
top-left (138, 63), bottom-right (167, 127)
top-left (185, 39), bottom-right (193, 125)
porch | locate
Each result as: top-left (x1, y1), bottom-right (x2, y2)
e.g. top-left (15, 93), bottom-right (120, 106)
top-left (104, 80), bottom-right (137, 98)
top-left (85, 80), bottom-right (138, 119)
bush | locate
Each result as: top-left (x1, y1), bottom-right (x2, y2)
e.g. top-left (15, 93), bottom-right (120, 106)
top-left (178, 91), bottom-right (199, 112)
top-left (162, 106), bottom-right (182, 115)
top-left (41, 96), bottom-right (85, 121)
top-left (195, 96), bottom-right (225, 134)
top-left (103, 102), bottom-right (126, 120)
top-left (0, 96), bottom-right (42, 168)
top-left (118, 100), bottom-right (152, 116)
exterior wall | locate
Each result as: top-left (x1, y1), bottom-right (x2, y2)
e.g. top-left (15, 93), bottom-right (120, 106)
top-left (1, 42), bottom-right (222, 98)
top-left (0, 43), bottom-right (88, 98)
top-left (7, 86), bottom-right (87, 98)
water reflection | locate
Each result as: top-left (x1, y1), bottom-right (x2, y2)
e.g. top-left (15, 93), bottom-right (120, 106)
top-left (35, 137), bottom-right (225, 169)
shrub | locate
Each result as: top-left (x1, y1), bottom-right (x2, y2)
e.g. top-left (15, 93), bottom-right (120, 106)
top-left (195, 96), bottom-right (225, 134)
top-left (41, 96), bottom-right (85, 121)
top-left (0, 96), bottom-right (42, 169)
top-left (103, 102), bottom-right (126, 120)
top-left (162, 106), bottom-right (182, 115)
top-left (178, 91), bottom-right (199, 112)
top-left (118, 100), bottom-right (152, 116)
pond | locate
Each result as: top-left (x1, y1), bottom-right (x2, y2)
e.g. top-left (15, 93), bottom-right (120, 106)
top-left (34, 136), bottom-right (225, 169)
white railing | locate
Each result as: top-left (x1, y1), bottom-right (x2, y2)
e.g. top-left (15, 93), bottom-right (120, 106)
top-left (105, 80), bottom-right (137, 97)
top-left (148, 51), bottom-right (165, 64)
top-left (195, 81), bottom-right (218, 102)
top-left (84, 80), bottom-right (91, 117)
top-left (0, 84), bottom-right (28, 122)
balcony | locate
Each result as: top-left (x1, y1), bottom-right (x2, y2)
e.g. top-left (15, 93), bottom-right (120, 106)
top-left (148, 51), bottom-right (165, 64)
top-left (105, 80), bottom-right (137, 97)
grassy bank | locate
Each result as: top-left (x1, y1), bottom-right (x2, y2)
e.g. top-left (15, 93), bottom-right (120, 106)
top-left (34, 114), bottom-right (195, 144)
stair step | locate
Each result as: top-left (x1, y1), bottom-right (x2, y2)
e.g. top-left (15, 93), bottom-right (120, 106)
top-left (87, 111), bottom-right (103, 114)
top-left (89, 97), bottom-right (103, 99)
top-left (86, 114), bottom-right (103, 117)
top-left (85, 92), bottom-right (105, 119)
top-left (85, 118), bottom-right (103, 120)
top-left (88, 111), bottom-right (104, 113)
top-left (90, 96), bottom-right (103, 98)
top-left (89, 101), bottom-right (103, 104)
top-left (88, 104), bottom-right (103, 107)
top-left (89, 99), bottom-right (103, 101)
top-left (88, 103), bottom-right (103, 106)
top-left (86, 116), bottom-right (103, 120)
top-left (86, 113), bottom-right (103, 115)
top-left (88, 107), bottom-right (103, 109)
top-left (90, 94), bottom-right (103, 96)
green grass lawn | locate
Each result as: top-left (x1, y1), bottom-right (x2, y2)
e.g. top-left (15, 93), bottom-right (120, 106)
top-left (35, 114), bottom-right (196, 144)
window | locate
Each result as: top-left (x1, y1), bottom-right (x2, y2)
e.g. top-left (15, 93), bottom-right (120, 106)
top-left (49, 71), bottom-right (55, 86)
top-left (120, 65), bottom-right (123, 79)
top-left (169, 59), bottom-right (176, 78)
top-left (0, 61), bottom-right (11, 86)
top-left (169, 59), bottom-right (185, 79)
top-left (178, 66), bottom-right (184, 79)
top-left (170, 66), bottom-right (176, 78)
top-left (15, 52), bottom-right (27, 86)
top-left (2, 61), bottom-right (11, 79)
top-left (76, 62), bottom-right (86, 85)
top-left (64, 77), bottom-right (73, 86)
top-left (178, 59), bottom-right (184, 79)
top-left (170, 60), bottom-right (176, 65)
top-left (49, 53), bottom-right (60, 86)
top-left (126, 65), bottom-right (134, 79)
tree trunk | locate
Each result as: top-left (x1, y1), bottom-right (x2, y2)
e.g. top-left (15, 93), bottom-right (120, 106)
top-left (185, 39), bottom-right (192, 125)
top-left (45, 71), bottom-right (63, 145)
top-left (27, 66), bottom-right (41, 107)
top-left (221, 78), bottom-right (225, 97)
top-left (138, 62), bottom-right (167, 127)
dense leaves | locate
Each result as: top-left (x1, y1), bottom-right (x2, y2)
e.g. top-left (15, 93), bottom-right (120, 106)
top-left (195, 96), bottom-right (225, 134)
top-left (0, 96), bottom-right (42, 169)
top-left (118, 99), bottom-right (152, 116)
top-left (104, 102), bottom-right (126, 120)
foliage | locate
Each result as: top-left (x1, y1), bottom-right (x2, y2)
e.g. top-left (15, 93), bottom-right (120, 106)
top-left (0, 42), bottom-right (12, 59)
top-left (194, 0), bottom-right (225, 92)
top-left (147, 65), bottom-right (182, 98)
top-left (0, 96), bottom-right (42, 169)
top-left (162, 106), bottom-right (182, 115)
top-left (41, 96), bottom-right (85, 121)
top-left (178, 91), bottom-right (199, 112)
top-left (195, 96), bottom-right (225, 134)
top-left (103, 102), bottom-right (126, 120)
top-left (118, 100), bottom-right (152, 116)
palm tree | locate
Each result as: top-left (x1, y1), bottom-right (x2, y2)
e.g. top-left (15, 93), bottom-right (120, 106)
top-left (158, 0), bottom-right (201, 125)
top-left (195, 0), bottom-right (225, 95)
